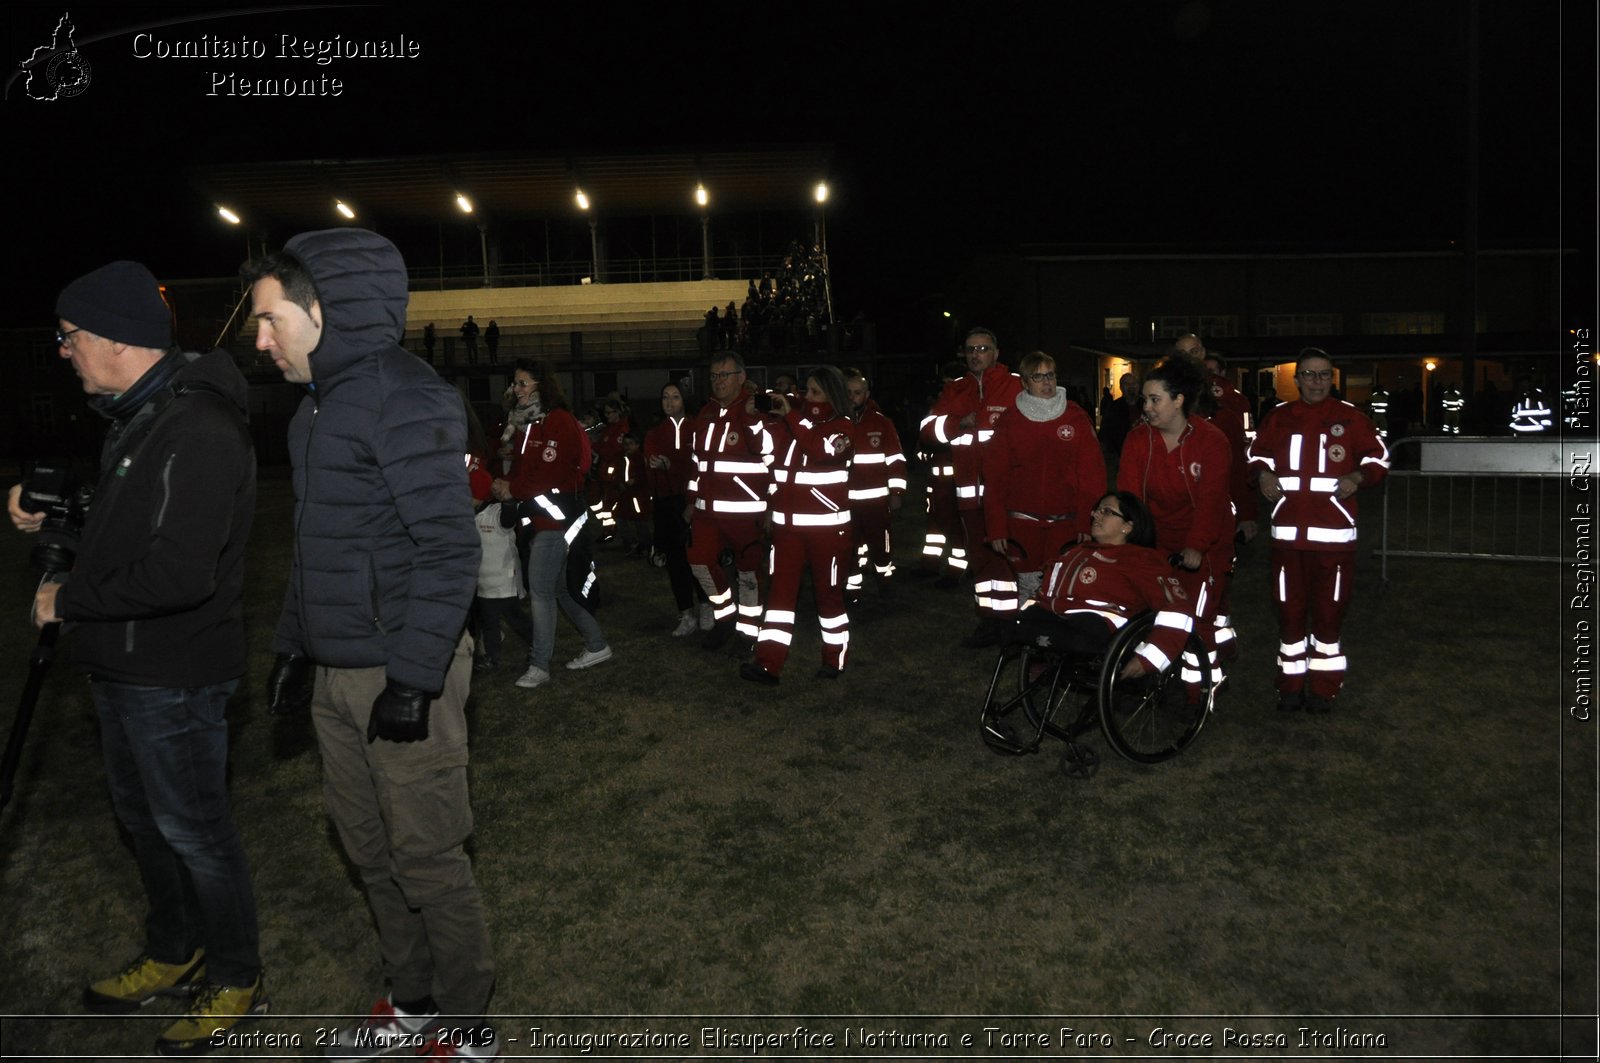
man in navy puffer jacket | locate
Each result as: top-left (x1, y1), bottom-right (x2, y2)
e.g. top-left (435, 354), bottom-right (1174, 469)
top-left (245, 229), bottom-right (497, 1057)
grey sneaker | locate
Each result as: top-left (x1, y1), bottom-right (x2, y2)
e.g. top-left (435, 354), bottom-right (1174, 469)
top-left (514, 665), bottom-right (550, 689)
top-left (565, 646), bottom-right (614, 670)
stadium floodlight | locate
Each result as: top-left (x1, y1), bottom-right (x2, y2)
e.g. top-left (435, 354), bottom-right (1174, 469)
top-left (335, 200), bottom-right (356, 220)
top-left (814, 181), bottom-right (829, 204)
top-left (695, 183), bottom-right (709, 207)
top-left (575, 188), bottom-right (590, 211)
top-left (216, 206), bottom-right (241, 225)
top-left (455, 193), bottom-right (474, 214)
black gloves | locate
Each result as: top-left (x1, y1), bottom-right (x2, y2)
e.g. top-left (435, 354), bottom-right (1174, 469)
top-left (368, 680), bottom-right (431, 744)
top-left (266, 654), bottom-right (314, 715)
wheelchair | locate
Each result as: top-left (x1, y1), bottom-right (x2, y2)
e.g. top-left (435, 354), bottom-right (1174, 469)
top-left (979, 611), bottom-right (1214, 777)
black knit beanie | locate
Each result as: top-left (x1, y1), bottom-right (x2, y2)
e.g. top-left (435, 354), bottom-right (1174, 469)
top-left (55, 261), bottom-right (172, 349)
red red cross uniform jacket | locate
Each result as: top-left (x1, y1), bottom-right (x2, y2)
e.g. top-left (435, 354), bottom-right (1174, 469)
top-left (685, 399), bottom-right (776, 635)
top-left (920, 364), bottom-right (1023, 512)
top-left (506, 408), bottom-right (591, 533)
top-left (687, 399), bottom-right (773, 517)
top-left (982, 396), bottom-right (1106, 573)
top-left (1117, 417), bottom-right (1233, 666)
top-left (1247, 397), bottom-right (1390, 701)
top-left (643, 415), bottom-right (694, 499)
top-left (921, 364), bottom-right (1023, 618)
top-left (1036, 542), bottom-right (1198, 675)
top-left (754, 401), bottom-right (856, 676)
top-left (1246, 398), bottom-right (1388, 551)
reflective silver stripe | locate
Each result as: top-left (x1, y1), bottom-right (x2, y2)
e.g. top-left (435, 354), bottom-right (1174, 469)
top-left (787, 510), bottom-right (850, 526)
top-left (563, 510), bottom-right (589, 545)
top-left (849, 486), bottom-right (891, 500)
top-left (1277, 476), bottom-right (1302, 491)
top-left (1308, 656), bottom-right (1347, 671)
top-left (1272, 526), bottom-right (1300, 541)
top-left (757, 629), bottom-right (793, 646)
top-left (809, 488), bottom-right (840, 511)
top-left (1311, 637), bottom-right (1342, 653)
top-left (795, 469), bottom-right (849, 485)
top-left (888, 476), bottom-right (908, 490)
top-left (1279, 660), bottom-right (1308, 675)
top-left (711, 499), bottom-right (766, 513)
top-left (853, 453), bottom-right (888, 464)
top-left (1308, 476), bottom-right (1340, 493)
top-left (711, 460), bottom-right (768, 474)
top-left (1289, 434), bottom-right (1303, 470)
top-left (1306, 525), bottom-right (1357, 543)
top-left (1138, 645), bottom-right (1173, 671)
top-left (956, 485), bottom-right (981, 498)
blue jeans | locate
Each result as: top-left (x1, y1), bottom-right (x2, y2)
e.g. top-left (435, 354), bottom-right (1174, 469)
top-left (527, 528), bottom-right (607, 672)
top-left (90, 678), bottom-right (261, 987)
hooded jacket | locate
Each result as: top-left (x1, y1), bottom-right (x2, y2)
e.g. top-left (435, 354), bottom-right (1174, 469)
top-left (273, 229), bottom-right (478, 693)
top-left (55, 349), bottom-right (255, 686)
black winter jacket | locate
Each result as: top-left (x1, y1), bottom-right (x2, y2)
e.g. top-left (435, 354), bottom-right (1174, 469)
top-left (273, 229), bottom-right (478, 693)
top-left (56, 349), bottom-right (256, 686)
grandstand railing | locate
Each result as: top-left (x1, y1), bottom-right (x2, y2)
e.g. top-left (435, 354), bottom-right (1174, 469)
top-left (408, 255), bottom-right (785, 290)
top-left (1376, 435), bottom-right (1582, 582)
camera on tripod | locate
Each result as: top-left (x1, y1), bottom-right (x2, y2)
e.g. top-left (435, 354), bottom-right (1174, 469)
top-left (19, 464), bottom-right (92, 575)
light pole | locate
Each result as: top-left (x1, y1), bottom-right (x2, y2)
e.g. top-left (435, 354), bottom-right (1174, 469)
top-left (576, 188), bottom-right (600, 283)
top-left (456, 192), bottom-right (489, 288)
top-left (812, 181), bottom-right (833, 324)
top-left (696, 183), bottom-right (711, 280)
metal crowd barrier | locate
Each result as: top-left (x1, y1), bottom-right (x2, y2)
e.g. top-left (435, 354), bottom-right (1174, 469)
top-left (1376, 436), bottom-right (1586, 582)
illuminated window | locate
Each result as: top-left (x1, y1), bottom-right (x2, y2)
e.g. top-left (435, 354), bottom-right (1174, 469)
top-left (1103, 316), bottom-right (1132, 339)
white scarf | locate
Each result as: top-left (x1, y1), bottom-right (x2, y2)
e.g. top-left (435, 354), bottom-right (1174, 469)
top-left (1016, 387), bottom-right (1066, 423)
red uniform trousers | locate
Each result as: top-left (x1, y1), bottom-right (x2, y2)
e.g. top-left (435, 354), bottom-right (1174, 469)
top-left (1270, 547), bottom-right (1354, 700)
top-left (686, 513), bottom-right (767, 638)
top-left (1169, 550), bottom-right (1229, 693)
top-left (753, 525), bottom-right (852, 676)
top-left (847, 500), bottom-right (894, 595)
top-left (921, 474), bottom-right (961, 574)
top-left (961, 508), bottom-right (1019, 618)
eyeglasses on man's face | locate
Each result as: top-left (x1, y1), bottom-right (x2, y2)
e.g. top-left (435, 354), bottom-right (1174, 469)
top-left (963, 344), bottom-right (993, 354)
top-left (1297, 369), bottom-right (1334, 381)
top-left (709, 370), bottom-right (742, 382)
top-left (1027, 371), bottom-right (1055, 383)
top-left (55, 327), bottom-right (83, 347)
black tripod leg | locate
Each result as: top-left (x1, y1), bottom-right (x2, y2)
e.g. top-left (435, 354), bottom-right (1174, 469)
top-left (0, 623), bottom-right (60, 811)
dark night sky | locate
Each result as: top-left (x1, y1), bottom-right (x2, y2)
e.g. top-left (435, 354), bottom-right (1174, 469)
top-left (2, 1), bottom-right (1580, 332)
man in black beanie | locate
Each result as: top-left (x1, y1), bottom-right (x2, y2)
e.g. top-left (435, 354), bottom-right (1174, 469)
top-left (7, 260), bottom-right (264, 1055)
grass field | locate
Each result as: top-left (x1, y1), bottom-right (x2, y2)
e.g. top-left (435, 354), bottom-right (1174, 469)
top-left (0, 474), bottom-right (1591, 1060)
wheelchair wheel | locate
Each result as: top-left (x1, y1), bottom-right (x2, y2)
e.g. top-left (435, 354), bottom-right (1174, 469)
top-left (1018, 646), bottom-right (1098, 744)
top-left (1097, 613), bottom-right (1212, 764)
top-left (979, 647), bottom-right (1041, 755)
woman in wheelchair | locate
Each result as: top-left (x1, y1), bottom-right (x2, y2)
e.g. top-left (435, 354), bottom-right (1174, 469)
top-left (981, 489), bottom-right (1210, 769)
top-left (1009, 490), bottom-right (1194, 676)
